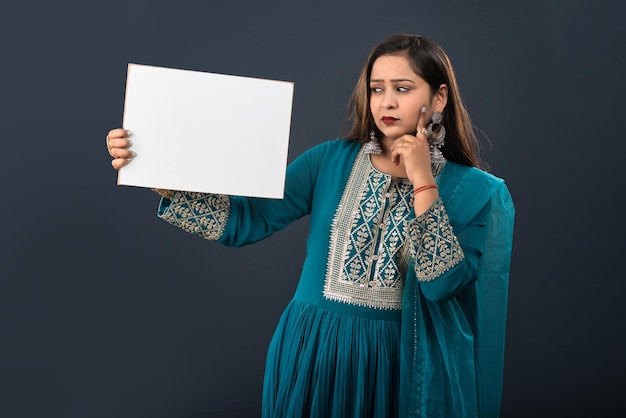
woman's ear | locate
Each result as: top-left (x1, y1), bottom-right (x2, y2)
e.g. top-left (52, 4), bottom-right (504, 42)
top-left (434, 84), bottom-right (448, 112)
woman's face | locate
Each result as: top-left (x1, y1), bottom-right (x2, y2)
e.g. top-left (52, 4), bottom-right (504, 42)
top-left (369, 54), bottom-right (446, 142)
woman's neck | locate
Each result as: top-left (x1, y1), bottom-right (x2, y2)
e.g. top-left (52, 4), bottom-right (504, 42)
top-left (369, 146), bottom-right (408, 179)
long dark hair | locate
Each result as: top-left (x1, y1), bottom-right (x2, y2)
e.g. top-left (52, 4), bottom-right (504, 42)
top-left (344, 34), bottom-right (481, 168)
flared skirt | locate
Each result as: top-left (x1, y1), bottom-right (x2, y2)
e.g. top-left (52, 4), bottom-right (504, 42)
top-left (262, 299), bottom-right (401, 418)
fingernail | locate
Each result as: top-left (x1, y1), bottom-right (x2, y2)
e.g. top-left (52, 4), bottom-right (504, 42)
top-left (131, 151), bottom-right (137, 157)
top-left (126, 130), bottom-right (133, 137)
top-left (127, 140), bottom-right (133, 146)
top-left (421, 106), bottom-right (426, 113)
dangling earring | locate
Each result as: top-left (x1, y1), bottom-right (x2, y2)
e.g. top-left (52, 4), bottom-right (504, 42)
top-left (364, 129), bottom-right (382, 154)
top-left (426, 111), bottom-right (446, 174)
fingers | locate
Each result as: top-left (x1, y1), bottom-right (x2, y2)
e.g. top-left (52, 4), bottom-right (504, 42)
top-left (107, 128), bottom-right (131, 140)
top-left (106, 129), bottom-right (132, 153)
top-left (108, 137), bottom-right (133, 152)
top-left (389, 105), bottom-right (429, 167)
top-left (111, 158), bottom-right (132, 170)
top-left (390, 137), bottom-right (409, 166)
top-left (416, 106), bottom-right (427, 136)
top-left (106, 128), bottom-right (134, 170)
top-left (110, 147), bottom-right (136, 159)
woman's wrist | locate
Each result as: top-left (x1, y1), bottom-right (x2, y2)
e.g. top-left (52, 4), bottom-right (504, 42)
top-left (408, 169), bottom-right (436, 188)
top-left (411, 188), bottom-right (439, 216)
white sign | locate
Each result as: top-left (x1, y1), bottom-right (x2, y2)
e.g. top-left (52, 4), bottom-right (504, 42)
top-left (119, 64), bottom-right (294, 199)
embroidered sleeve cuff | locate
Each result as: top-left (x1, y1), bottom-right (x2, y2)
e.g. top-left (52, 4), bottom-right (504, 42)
top-left (407, 198), bottom-right (465, 282)
top-left (151, 188), bottom-right (175, 199)
top-left (158, 191), bottom-right (231, 241)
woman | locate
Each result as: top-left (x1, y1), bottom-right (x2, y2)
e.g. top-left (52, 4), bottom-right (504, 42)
top-left (107, 34), bottom-right (514, 418)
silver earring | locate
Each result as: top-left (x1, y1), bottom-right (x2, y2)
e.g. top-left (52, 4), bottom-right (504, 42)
top-left (364, 129), bottom-right (382, 154)
top-left (426, 111), bottom-right (446, 173)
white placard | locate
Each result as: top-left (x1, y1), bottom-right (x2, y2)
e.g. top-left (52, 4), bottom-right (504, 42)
top-left (118, 64), bottom-right (294, 199)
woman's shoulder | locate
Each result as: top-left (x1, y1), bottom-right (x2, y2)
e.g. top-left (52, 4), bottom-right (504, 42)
top-left (295, 138), bottom-right (361, 164)
top-left (442, 160), bottom-right (505, 188)
top-left (439, 161), bottom-right (513, 227)
top-left (307, 138), bottom-right (361, 154)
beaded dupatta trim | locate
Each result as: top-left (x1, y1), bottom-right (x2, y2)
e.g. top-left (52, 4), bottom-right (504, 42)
top-left (160, 192), bottom-right (230, 240)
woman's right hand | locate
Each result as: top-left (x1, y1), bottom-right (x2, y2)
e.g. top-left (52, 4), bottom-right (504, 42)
top-left (106, 128), bottom-right (135, 170)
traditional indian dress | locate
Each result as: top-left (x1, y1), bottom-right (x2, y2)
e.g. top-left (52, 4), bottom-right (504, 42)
top-left (157, 139), bottom-right (515, 418)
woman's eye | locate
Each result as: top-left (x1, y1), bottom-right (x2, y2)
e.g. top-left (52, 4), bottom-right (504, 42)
top-left (397, 86), bottom-right (410, 92)
top-left (371, 87), bottom-right (382, 93)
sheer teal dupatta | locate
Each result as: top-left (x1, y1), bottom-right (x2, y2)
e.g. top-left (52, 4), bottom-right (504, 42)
top-left (399, 162), bottom-right (515, 418)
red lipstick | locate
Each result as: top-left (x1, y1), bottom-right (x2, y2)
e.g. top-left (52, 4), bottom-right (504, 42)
top-left (382, 117), bottom-right (398, 125)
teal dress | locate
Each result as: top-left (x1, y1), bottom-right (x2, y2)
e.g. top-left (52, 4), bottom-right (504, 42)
top-left (157, 139), bottom-right (515, 418)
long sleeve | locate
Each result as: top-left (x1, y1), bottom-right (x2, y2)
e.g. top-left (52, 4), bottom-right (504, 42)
top-left (157, 192), bottom-right (231, 240)
top-left (156, 142), bottom-right (325, 247)
top-left (406, 197), bottom-right (489, 302)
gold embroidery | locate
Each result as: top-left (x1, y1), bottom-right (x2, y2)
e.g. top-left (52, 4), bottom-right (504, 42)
top-left (407, 199), bottom-right (465, 282)
top-left (160, 192), bottom-right (230, 240)
top-left (151, 188), bottom-right (175, 199)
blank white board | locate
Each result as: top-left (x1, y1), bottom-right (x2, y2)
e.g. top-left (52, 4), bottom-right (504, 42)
top-left (118, 63), bottom-right (294, 199)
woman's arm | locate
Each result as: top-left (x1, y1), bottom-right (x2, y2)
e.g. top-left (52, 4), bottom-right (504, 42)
top-left (407, 198), bottom-right (490, 302)
top-left (156, 144), bottom-right (324, 247)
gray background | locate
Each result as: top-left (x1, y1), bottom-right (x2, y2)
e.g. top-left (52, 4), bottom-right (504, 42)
top-left (1, 0), bottom-right (625, 417)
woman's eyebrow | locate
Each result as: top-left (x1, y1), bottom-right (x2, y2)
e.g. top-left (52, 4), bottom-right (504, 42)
top-left (370, 78), bottom-right (416, 83)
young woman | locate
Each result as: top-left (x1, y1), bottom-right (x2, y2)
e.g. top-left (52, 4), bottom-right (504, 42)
top-left (106, 34), bottom-right (515, 418)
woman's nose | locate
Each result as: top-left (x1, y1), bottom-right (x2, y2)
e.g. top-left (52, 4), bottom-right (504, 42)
top-left (382, 91), bottom-right (397, 109)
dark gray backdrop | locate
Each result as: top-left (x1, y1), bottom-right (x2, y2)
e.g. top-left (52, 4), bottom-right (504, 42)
top-left (1, 0), bottom-right (624, 417)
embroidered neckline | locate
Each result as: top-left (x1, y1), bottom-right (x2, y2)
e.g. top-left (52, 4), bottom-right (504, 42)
top-left (323, 148), bottom-right (412, 310)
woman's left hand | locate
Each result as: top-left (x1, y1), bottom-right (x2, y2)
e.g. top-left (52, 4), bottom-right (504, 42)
top-left (390, 106), bottom-right (435, 187)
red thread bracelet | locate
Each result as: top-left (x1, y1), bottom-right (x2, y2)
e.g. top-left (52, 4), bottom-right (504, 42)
top-left (413, 184), bottom-right (438, 195)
